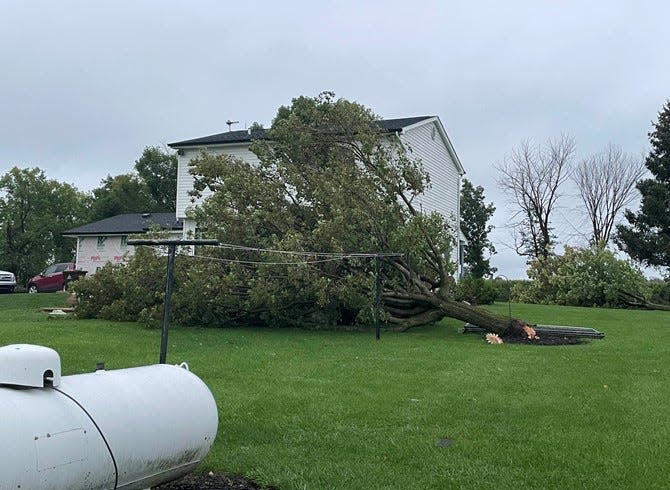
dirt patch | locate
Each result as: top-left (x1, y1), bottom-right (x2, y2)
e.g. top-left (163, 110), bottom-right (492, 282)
top-left (500, 334), bottom-right (585, 345)
top-left (155, 473), bottom-right (278, 490)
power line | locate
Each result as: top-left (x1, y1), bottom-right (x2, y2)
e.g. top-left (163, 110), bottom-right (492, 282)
top-left (134, 239), bottom-right (402, 259)
top-left (188, 253), bottom-right (348, 266)
top-left (212, 243), bottom-right (403, 258)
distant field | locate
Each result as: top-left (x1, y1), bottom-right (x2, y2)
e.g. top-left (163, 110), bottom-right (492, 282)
top-left (1, 293), bottom-right (668, 489)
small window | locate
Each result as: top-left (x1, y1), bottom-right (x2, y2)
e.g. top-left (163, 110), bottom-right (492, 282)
top-left (120, 235), bottom-right (128, 248)
top-left (97, 236), bottom-right (107, 249)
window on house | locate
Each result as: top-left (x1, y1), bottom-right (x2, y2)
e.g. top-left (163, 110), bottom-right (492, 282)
top-left (97, 236), bottom-right (107, 249)
top-left (121, 235), bottom-right (128, 248)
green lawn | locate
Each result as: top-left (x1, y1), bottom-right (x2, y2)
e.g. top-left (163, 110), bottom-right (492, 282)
top-left (1, 293), bottom-right (668, 489)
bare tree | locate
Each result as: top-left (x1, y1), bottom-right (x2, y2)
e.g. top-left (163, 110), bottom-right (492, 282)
top-left (573, 144), bottom-right (645, 246)
top-left (496, 135), bottom-right (575, 260)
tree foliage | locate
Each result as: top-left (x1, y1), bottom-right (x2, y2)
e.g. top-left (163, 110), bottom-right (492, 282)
top-left (89, 173), bottom-right (157, 221)
top-left (514, 246), bottom-right (647, 307)
top-left (134, 145), bottom-right (178, 211)
top-left (188, 92), bottom-right (452, 328)
top-left (617, 101), bottom-right (670, 274)
top-left (72, 247), bottom-right (167, 323)
top-left (188, 93), bottom-right (528, 333)
top-left (0, 167), bottom-right (90, 283)
top-left (460, 178), bottom-right (496, 278)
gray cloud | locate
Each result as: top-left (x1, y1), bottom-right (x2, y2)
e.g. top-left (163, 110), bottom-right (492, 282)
top-left (2, 0), bottom-right (668, 278)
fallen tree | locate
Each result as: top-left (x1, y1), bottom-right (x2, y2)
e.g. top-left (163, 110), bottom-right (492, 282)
top-left (618, 290), bottom-right (670, 312)
top-left (184, 93), bottom-right (534, 337)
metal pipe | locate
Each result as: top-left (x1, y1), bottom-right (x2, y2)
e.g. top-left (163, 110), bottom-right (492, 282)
top-left (375, 255), bottom-right (382, 340)
top-left (160, 244), bottom-right (176, 364)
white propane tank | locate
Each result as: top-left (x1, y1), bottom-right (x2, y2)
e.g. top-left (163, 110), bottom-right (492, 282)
top-left (0, 344), bottom-right (218, 490)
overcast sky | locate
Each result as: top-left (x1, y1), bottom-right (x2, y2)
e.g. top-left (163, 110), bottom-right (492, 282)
top-left (2, 0), bottom-right (668, 278)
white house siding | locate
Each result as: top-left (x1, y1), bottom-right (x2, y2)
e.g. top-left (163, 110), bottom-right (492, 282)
top-left (176, 144), bottom-right (261, 220)
top-left (400, 122), bottom-right (463, 270)
top-left (76, 235), bottom-right (132, 274)
top-left (74, 232), bottom-right (183, 274)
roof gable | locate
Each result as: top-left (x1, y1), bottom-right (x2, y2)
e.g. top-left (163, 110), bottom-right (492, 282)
top-left (400, 117), bottom-right (465, 175)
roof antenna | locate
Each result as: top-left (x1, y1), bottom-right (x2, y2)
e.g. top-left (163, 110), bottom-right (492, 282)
top-left (225, 120), bottom-right (239, 132)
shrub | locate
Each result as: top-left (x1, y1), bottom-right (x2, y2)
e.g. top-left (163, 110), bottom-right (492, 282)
top-left (648, 279), bottom-right (670, 305)
top-left (515, 246), bottom-right (647, 307)
top-left (552, 247), bottom-right (647, 307)
top-left (72, 248), bottom-right (166, 326)
top-left (508, 280), bottom-right (533, 303)
top-left (454, 276), bottom-right (498, 305)
top-left (72, 246), bottom-right (378, 329)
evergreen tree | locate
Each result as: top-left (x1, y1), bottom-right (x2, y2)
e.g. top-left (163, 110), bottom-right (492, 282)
top-left (460, 179), bottom-right (496, 278)
top-left (617, 101), bottom-right (670, 274)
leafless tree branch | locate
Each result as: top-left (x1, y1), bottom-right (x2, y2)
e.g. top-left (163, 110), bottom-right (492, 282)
top-left (496, 135), bottom-right (575, 260)
top-left (572, 144), bottom-right (646, 246)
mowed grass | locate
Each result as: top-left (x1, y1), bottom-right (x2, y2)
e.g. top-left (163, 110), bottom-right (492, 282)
top-left (1, 293), bottom-right (668, 489)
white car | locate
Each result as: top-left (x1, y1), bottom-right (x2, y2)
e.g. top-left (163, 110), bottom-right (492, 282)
top-left (0, 270), bottom-right (17, 293)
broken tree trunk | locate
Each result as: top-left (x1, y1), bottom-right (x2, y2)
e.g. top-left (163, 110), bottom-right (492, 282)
top-left (383, 291), bottom-right (535, 338)
top-left (382, 253), bottom-right (538, 337)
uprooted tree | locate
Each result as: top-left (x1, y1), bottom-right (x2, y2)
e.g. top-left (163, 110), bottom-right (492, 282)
top-left (181, 92), bottom-right (533, 336)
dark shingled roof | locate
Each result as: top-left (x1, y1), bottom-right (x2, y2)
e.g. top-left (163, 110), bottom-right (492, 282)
top-left (169, 116), bottom-right (434, 148)
top-left (62, 213), bottom-right (183, 236)
top-left (377, 116), bottom-right (435, 131)
top-left (169, 128), bottom-right (268, 147)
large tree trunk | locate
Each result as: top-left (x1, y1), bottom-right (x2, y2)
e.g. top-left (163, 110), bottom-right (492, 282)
top-left (383, 291), bottom-right (533, 337)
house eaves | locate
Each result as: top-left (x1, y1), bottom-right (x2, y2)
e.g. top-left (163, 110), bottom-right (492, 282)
top-left (62, 213), bottom-right (183, 236)
top-left (168, 116), bottom-right (436, 149)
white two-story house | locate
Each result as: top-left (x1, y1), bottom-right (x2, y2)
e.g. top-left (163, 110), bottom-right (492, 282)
top-left (169, 116), bottom-right (466, 273)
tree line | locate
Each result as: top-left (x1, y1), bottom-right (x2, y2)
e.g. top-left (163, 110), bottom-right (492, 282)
top-left (3, 93), bottom-right (668, 330)
top-left (0, 146), bottom-right (177, 283)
